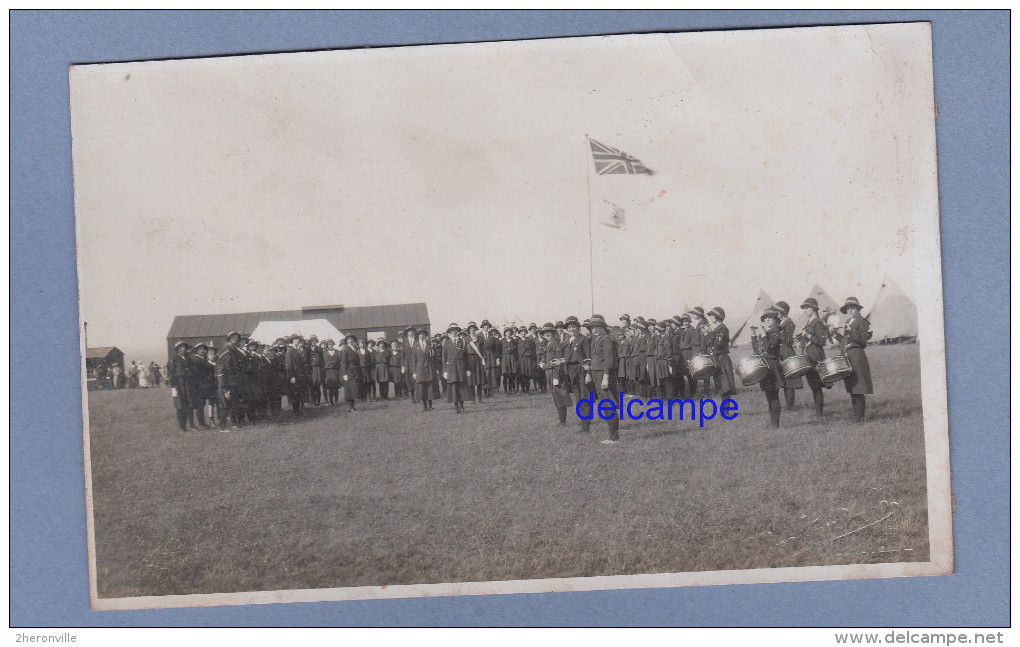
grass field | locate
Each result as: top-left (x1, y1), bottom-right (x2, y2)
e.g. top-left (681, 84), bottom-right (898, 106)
top-left (87, 343), bottom-right (929, 599)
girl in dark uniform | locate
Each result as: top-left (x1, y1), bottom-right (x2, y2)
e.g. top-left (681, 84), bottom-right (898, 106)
top-left (465, 322), bottom-right (486, 402)
top-left (322, 339), bottom-right (342, 405)
top-left (373, 339), bottom-right (390, 400)
top-left (387, 341), bottom-right (403, 399)
top-left (706, 308), bottom-right (736, 399)
top-left (358, 339), bottom-right (373, 401)
top-left (442, 324), bottom-right (468, 413)
top-left (774, 301), bottom-right (803, 411)
top-left (836, 296), bottom-right (874, 422)
top-left (796, 297), bottom-right (828, 417)
top-left (500, 328), bottom-right (518, 394)
top-left (751, 307), bottom-right (784, 428)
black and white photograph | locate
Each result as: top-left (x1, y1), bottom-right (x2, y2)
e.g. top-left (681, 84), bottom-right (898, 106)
top-left (72, 22), bottom-right (952, 609)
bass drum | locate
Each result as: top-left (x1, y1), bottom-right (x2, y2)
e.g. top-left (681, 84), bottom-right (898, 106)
top-left (688, 354), bottom-right (719, 380)
top-left (781, 355), bottom-right (815, 380)
top-left (817, 355), bottom-right (853, 383)
top-left (736, 355), bottom-right (770, 386)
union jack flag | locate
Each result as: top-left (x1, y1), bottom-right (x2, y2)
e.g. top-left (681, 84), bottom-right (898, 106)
top-left (588, 138), bottom-right (655, 175)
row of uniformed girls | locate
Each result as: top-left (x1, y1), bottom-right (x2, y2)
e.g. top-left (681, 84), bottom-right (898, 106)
top-left (752, 296), bottom-right (873, 428)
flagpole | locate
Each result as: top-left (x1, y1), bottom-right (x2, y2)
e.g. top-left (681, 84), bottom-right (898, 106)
top-left (585, 135), bottom-right (595, 315)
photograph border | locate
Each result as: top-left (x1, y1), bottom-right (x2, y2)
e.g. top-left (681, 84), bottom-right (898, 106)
top-left (12, 9), bottom-right (1008, 627)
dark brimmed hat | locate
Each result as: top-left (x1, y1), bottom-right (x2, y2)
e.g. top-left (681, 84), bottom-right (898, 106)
top-left (416, 329), bottom-right (429, 339)
top-left (528, 323), bottom-right (538, 331)
top-left (345, 333), bottom-right (358, 343)
top-left (289, 334), bottom-right (302, 343)
top-left (689, 307), bottom-right (706, 319)
top-left (225, 330), bottom-right (241, 340)
top-left (397, 330), bottom-right (406, 337)
top-left (761, 307), bottom-right (782, 322)
top-left (323, 338), bottom-right (335, 346)
top-left (840, 296), bottom-right (864, 314)
top-left (174, 340), bottom-right (190, 350)
top-left (540, 322), bottom-right (555, 333)
top-left (619, 314), bottom-right (631, 322)
top-left (246, 339), bottom-right (259, 348)
top-left (632, 321), bottom-right (647, 331)
top-left (800, 297), bottom-right (819, 310)
top-left (555, 320), bottom-right (564, 328)
top-left (679, 314), bottom-right (691, 324)
top-left (308, 335), bottom-right (319, 342)
top-left (503, 327), bottom-right (514, 335)
top-left (193, 342), bottom-right (207, 351)
top-left (670, 315), bottom-right (683, 326)
top-left (446, 323), bottom-right (461, 334)
top-left (480, 319), bottom-right (492, 328)
top-left (581, 318), bottom-right (591, 329)
top-left (564, 316), bottom-right (580, 327)
top-left (708, 307), bottom-right (725, 321)
top-left (774, 301), bottom-right (790, 316)
top-left (404, 327), bottom-right (416, 334)
top-left (589, 314), bottom-right (608, 330)
top-left (467, 321), bottom-right (478, 330)
top-left (647, 318), bottom-right (657, 326)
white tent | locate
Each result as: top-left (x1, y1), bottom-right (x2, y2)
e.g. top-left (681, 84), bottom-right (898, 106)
top-left (249, 319), bottom-right (343, 345)
top-left (868, 275), bottom-right (918, 341)
top-left (731, 289), bottom-right (773, 345)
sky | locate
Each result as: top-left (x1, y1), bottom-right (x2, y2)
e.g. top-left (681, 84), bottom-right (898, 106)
top-left (71, 24), bottom-right (938, 361)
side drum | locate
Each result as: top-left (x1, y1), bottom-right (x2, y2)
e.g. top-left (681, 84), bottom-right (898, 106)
top-left (817, 355), bottom-right (853, 383)
top-left (736, 355), bottom-right (770, 386)
top-left (781, 354), bottom-right (815, 380)
top-left (688, 354), bottom-right (719, 380)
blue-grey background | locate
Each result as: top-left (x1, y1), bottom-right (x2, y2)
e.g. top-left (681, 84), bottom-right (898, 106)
top-left (10, 10), bottom-right (1008, 627)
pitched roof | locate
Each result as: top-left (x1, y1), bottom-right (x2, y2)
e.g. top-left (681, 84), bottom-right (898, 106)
top-left (167, 303), bottom-right (430, 340)
top-left (85, 346), bottom-right (122, 359)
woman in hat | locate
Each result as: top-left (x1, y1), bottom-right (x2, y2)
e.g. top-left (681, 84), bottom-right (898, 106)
top-left (411, 329), bottom-right (436, 411)
top-left (340, 334), bottom-right (360, 411)
top-left (517, 325), bottom-right (537, 395)
top-left (442, 324), bottom-right (468, 413)
top-left (464, 322), bottom-right (487, 403)
top-left (479, 320), bottom-right (502, 398)
top-left (189, 342), bottom-right (215, 428)
top-left (500, 327), bottom-right (518, 395)
top-left (773, 301), bottom-right (803, 410)
top-left (616, 322), bottom-right (631, 395)
top-left (537, 323), bottom-right (570, 425)
top-left (706, 307), bottom-right (736, 399)
top-left (322, 339), bottom-right (342, 406)
top-left (751, 308), bottom-right (785, 428)
top-left (687, 308), bottom-right (713, 396)
top-left (167, 341), bottom-right (194, 432)
top-left (358, 339), bottom-right (374, 401)
top-left (387, 341), bottom-right (404, 400)
top-left (836, 296), bottom-right (873, 422)
top-left (373, 338), bottom-right (390, 400)
top-left (796, 298), bottom-right (828, 417)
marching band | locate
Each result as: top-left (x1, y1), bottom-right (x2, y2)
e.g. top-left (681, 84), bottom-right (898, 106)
top-left (165, 297), bottom-right (875, 437)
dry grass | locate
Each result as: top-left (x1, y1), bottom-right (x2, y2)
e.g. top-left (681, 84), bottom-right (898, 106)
top-left (87, 344), bottom-right (929, 598)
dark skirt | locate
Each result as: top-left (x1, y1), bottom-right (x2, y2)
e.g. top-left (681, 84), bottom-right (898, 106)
top-left (323, 368), bottom-right (340, 388)
top-left (310, 366), bottom-right (323, 387)
top-left (517, 357), bottom-right (536, 379)
top-left (374, 363), bottom-right (389, 383)
top-left (501, 354), bottom-right (518, 375)
top-left (759, 357), bottom-right (783, 392)
top-left (466, 354), bottom-right (486, 385)
top-left (844, 347), bottom-right (874, 394)
top-left (713, 353), bottom-right (736, 395)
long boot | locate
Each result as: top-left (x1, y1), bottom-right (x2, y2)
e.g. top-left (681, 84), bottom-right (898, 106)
top-left (851, 394), bottom-right (865, 422)
top-left (784, 387), bottom-right (797, 411)
top-left (813, 389), bottom-right (824, 418)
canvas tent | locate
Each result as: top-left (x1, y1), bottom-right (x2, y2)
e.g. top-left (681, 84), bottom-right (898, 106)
top-left (867, 276), bottom-right (918, 342)
top-left (249, 319), bottom-right (343, 345)
top-left (731, 289), bottom-right (773, 345)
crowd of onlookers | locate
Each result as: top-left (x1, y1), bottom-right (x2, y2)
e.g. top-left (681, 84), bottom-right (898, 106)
top-left (92, 360), bottom-right (162, 389)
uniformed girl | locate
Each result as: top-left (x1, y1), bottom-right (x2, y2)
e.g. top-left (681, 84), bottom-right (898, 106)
top-left (796, 297), bottom-right (828, 417)
top-left (373, 339), bottom-right (390, 400)
top-left (442, 324), bottom-right (468, 413)
top-left (751, 307), bottom-right (784, 428)
top-left (773, 301), bottom-right (803, 410)
top-left (465, 322), bottom-right (486, 403)
top-left (501, 328), bottom-right (518, 394)
top-left (706, 307), bottom-right (736, 399)
top-left (322, 339), bottom-right (342, 405)
top-left (836, 296), bottom-right (874, 422)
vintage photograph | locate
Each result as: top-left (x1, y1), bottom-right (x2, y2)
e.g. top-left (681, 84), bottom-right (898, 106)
top-left (72, 23), bottom-right (951, 609)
